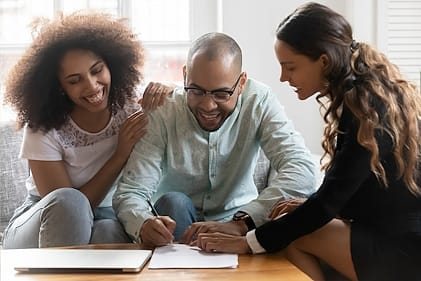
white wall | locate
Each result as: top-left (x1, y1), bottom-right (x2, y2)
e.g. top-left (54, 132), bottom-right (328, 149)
top-left (217, 0), bottom-right (371, 155)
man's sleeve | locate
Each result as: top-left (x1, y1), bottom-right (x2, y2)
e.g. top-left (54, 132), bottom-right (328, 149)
top-left (241, 90), bottom-right (318, 227)
top-left (112, 110), bottom-right (167, 241)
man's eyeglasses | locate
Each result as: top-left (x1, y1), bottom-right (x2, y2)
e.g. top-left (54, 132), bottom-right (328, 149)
top-left (184, 73), bottom-right (243, 103)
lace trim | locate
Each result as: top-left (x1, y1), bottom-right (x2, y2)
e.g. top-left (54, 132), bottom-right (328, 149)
top-left (56, 103), bottom-right (138, 149)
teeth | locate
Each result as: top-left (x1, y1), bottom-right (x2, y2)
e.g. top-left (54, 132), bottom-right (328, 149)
top-left (85, 91), bottom-right (104, 104)
top-left (200, 112), bottom-right (218, 120)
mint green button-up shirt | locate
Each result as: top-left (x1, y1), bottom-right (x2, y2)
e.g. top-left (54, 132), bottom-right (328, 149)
top-left (113, 78), bottom-right (317, 240)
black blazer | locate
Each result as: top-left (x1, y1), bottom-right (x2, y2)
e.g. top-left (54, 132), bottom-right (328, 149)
top-left (255, 105), bottom-right (421, 252)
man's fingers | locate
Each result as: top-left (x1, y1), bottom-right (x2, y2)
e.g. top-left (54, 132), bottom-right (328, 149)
top-left (159, 216), bottom-right (177, 236)
top-left (153, 217), bottom-right (175, 242)
top-left (143, 217), bottom-right (175, 245)
top-left (180, 224), bottom-right (198, 244)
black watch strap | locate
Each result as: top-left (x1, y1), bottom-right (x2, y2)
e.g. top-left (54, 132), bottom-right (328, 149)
top-left (233, 211), bottom-right (256, 231)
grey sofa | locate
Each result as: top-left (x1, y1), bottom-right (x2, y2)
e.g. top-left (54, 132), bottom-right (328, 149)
top-left (0, 121), bottom-right (28, 244)
top-left (0, 120), bottom-right (275, 246)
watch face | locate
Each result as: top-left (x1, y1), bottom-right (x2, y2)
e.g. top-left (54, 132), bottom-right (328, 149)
top-left (234, 212), bottom-right (248, 220)
top-left (233, 212), bottom-right (255, 230)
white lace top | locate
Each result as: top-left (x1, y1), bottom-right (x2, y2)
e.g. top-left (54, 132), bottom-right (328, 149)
top-left (20, 103), bottom-right (139, 207)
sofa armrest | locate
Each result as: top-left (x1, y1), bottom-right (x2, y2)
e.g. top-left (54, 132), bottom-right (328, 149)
top-left (0, 121), bottom-right (28, 243)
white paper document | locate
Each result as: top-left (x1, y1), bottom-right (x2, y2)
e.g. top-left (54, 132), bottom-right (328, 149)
top-left (148, 244), bottom-right (238, 269)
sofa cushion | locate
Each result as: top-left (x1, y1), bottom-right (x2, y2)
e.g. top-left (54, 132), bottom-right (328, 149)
top-left (0, 121), bottom-right (28, 242)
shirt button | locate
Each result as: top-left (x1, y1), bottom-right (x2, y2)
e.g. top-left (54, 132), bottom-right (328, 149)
top-left (206, 195), bottom-right (211, 200)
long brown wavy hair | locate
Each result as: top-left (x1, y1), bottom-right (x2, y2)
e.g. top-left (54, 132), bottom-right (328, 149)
top-left (276, 2), bottom-right (421, 195)
top-left (4, 11), bottom-right (144, 132)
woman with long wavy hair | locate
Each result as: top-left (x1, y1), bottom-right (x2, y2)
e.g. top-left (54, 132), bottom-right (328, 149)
top-left (194, 3), bottom-right (421, 280)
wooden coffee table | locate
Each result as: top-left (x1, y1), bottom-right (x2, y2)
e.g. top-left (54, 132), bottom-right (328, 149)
top-left (1, 243), bottom-right (311, 281)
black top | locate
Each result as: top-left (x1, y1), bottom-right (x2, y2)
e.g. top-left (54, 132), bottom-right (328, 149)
top-left (255, 105), bottom-right (421, 252)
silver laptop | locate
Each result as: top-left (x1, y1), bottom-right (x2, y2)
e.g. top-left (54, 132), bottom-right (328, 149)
top-left (3, 248), bottom-right (152, 273)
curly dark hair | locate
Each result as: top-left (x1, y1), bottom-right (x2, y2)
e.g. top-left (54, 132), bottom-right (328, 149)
top-left (276, 2), bottom-right (421, 196)
top-left (4, 11), bottom-right (144, 131)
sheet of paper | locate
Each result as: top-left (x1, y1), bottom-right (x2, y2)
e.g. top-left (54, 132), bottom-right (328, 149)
top-left (148, 243), bottom-right (238, 269)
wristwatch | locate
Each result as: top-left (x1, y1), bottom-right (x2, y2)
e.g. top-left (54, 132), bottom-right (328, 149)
top-left (233, 211), bottom-right (256, 231)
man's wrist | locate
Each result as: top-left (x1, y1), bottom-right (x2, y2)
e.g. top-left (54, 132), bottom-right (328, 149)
top-left (232, 211), bottom-right (256, 231)
top-left (230, 219), bottom-right (248, 235)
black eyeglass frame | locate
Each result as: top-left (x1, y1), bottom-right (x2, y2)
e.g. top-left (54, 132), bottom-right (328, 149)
top-left (184, 73), bottom-right (243, 103)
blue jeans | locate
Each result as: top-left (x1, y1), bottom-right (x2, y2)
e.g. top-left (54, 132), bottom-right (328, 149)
top-left (2, 188), bottom-right (131, 248)
top-left (154, 192), bottom-right (197, 241)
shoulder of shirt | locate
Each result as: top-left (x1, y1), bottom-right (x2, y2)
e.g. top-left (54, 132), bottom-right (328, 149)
top-left (244, 78), bottom-right (271, 90)
top-left (241, 78), bottom-right (272, 99)
top-left (240, 78), bottom-right (275, 108)
top-left (172, 86), bottom-right (185, 100)
top-left (22, 123), bottom-right (59, 147)
top-left (23, 123), bottom-right (53, 136)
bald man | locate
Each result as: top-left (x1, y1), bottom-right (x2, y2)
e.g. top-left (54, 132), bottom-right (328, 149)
top-left (114, 32), bottom-right (317, 247)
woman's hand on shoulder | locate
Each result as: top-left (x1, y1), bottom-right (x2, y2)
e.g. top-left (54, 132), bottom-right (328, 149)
top-left (115, 110), bottom-right (148, 163)
top-left (140, 81), bottom-right (176, 111)
top-left (115, 81), bottom-right (175, 163)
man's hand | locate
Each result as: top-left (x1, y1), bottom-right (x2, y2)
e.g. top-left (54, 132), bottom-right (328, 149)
top-left (180, 221), bottom-right (247, 245)
top-left (139, 216), bottom-right (176, 247)
top-left (193, 232), bottom-right (251, 254)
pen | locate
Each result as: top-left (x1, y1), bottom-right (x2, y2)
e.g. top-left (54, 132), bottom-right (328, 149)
top-left (147, 199), bottom-right (159, 216)
top-left (147, 198), bottom-right (174, 244)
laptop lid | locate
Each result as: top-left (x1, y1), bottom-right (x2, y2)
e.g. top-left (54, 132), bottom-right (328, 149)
top-left (4, 248), bottom-right (152, 273)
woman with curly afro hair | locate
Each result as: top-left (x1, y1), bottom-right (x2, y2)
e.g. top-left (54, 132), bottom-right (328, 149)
top-left (2, 11), bottom-right (172, 248)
